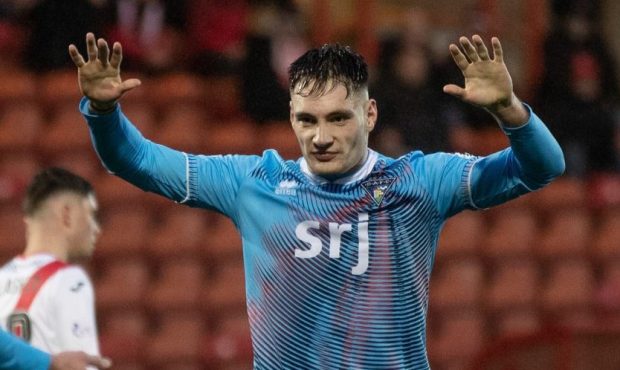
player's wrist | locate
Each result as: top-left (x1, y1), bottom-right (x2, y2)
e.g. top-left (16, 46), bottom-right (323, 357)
top-left (88, 99), bottom-right (117, 114)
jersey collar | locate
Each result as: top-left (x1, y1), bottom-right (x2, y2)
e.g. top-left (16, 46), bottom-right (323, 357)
top-left (299, 149), bottom-right (378, 185)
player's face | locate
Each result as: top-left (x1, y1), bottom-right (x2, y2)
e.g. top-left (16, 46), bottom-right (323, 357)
top-left (290, 82), bottom-right (377, 179)
top-left (68, 193), bottom-right (100, 260)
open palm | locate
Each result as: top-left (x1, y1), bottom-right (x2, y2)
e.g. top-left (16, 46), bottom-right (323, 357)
top-left (69, 33), bottom-right (141, 109)
top-left (443, 35), bottom-right (514, 112)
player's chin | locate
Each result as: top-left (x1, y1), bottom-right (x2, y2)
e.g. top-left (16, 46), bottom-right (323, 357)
top-left (309, 161), bottom-right (345, 178)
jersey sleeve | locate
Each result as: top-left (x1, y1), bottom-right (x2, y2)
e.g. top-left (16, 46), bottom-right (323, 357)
top-left (468, 106), bottom-right (565, 209)
top-left (418, 105), bottom-right (564, 218)
top-left (49, 268), bottom-right (99, 356)
top-left (0, 329), bottom-right (50, 370)
top-left (80, 98), bottom-right (261, 218)
top-left (418, 151), bottom-right (479, 218)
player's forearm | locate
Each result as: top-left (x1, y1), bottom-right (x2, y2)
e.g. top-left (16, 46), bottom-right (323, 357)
top-left (79, 97), bottom-right (190, 202)
top-left (0, 329), bottom-right (51, 370)
top-left (468, 105), bottom-right (564, 208)
top-left (501, 105), bottom-right (565, 186)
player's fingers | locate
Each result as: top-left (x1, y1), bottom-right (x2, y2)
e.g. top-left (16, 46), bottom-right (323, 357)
top-left (68, 45), bottom-right (86, 68)
top-left (97, 38), bottom-right (109, 67)
top-left (448, 44), bottom-right (470, 71)
top-left (120, 78), bottom-right (142, 93)
top-left (459, 36), bottom-right (479, 62)
top-left (109, 42), bottom-right (123, 69)
top-left (443, 84), bottom-right (466, 99)
top-left (86, 33), bottom-right (98, 62)
top-left (472, 35), bottom-right (490, 61)
top-left (85, 354), bottom-right (112, 369)
top-left (491, 37), bottom-right (503, 63)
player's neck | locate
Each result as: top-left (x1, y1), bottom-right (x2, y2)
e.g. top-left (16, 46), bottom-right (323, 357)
top-left (24, 230), bottom-right (69, 262)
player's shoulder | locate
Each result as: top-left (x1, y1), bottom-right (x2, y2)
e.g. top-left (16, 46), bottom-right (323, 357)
top-left (49, 265), bottom-right (94, 293)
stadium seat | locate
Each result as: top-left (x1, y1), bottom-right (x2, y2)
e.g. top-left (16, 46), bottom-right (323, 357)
top-left (98, 309), bottom-right (148, 364)
top-left (37, 103), bottom-right (92, 154)
top-left (148, 72), bottom-right (206, 107)
top-left (0, 101), bottom-right (44, 151)
top-left (95, 257), bottom-right (150, 311)
top-left (145, 313), bottom-right (206, 366)
top-left (0, 206), bottom-right (25, 264)
top-left (204, 215), bottom-right (243, 262)
top-left (38, 70), bottom-right (82, 107)
top-left (592, 209), bottom-right (620, 260)
top-left (203, 315), bottom-right (253, 368)
top-left (46, 150), bottom-right (101, 182)
top-left (529, 177), bottom-right (587, 213)
top-left (94, 173), bottom-right (149, 207)
top-left (436, 210), bottom-right (484, 259)
top-left (493, 309), bottom-right (542, 338)
top-left (484, 259), bottom-right (540, 311)
top-left (119, 101), bottom-right (158, 139)
top-left (594, 260), bottom-right (620, 323)
top-left (95, 205), bottom-right (152, 258)
top-left (146, 257), bottom-right (206, 313)
top-left (259, 121), bottom-right (301, 160)
top-left (0, 69), bottom-right (37, 102)
top-left (203, 117), bottom-right (259, 155)
top-left (482, 207), bottom-right (538, 259)
top-left (427, 311), bottom-right (487, 369)
top-left (429, 258), bottom-right (484, 311)
top-left (155, 103), bottom-right (209, 153)
top-left (147, 208), bottom-right (210, 259)
top-left (202, 260), bottom-right (246, 317)
top-left (0, 152), bottom-right (40, 204)
top-left (202, 76), bottom-right (242, 120)
top-left (538, 208), bottom-right (592, 259)
top-left (540, 259), bottom-right (595, 324)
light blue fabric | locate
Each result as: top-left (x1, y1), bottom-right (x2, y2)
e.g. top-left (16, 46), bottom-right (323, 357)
top-left (0, 329), bottom-right (51, 370)
top-left (81, 97), bottom-right (564, 369)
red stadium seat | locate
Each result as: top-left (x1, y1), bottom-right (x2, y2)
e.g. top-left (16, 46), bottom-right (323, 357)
top-left (482, 207), bottom-right (538, 259)
top-left (484, 259), bottom-right (540, 311)
top-left (155, 103), bottom-right (209, 153)
top-left (429, 258), bottom-right (484, 312)
top-left (0, 101), bottom-right (44, 152)
top-left (436, 211), bottom-right (484, 259)
top-left (145, 313), bottom-right (206, 366)
top-left (204, 215), bottom-right (243, 263)
top-left (95, 257), bottom-right (150, 311)
top-left (147, 207), bottom-right (210, 259)
top-left (98, 309), bottom-right (148, 364)
top-left (146, 257), bottom-right (206, 313)
top-left (592, 210), bottom-right (620, 260)
top-left (538, 208), bottom-right (592, 259)
top-left (259, 121), bottom-right (301, 160)
top-left (428, 311), bottom-right (487, 369)
top-left (95, 205), bottom-right (152, 258)
top-left (202, 260), bottom-right (246, 317)
top-left (203, 118), bottom-right (259, 155)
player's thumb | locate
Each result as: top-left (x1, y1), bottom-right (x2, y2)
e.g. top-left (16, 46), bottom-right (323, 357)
top-left (120, 78), bottom-right (142, 94)
top-left (443, 84), bottom-right (465, 99)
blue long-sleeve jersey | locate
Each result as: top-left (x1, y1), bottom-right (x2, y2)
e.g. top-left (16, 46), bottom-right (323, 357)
top-left (0, 329), bottom-right (50, 370)
top-left (81, 98), bottom-right (564, 369)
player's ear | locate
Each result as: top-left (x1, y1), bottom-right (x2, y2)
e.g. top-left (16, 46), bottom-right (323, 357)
top-left (366, 99), bottom-right (377, 133)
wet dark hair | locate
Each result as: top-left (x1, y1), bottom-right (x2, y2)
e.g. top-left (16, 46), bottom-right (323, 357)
top-left (23, 167), bottom-right (93, 216)
top-left (288, 44), bottom-right (369, 98)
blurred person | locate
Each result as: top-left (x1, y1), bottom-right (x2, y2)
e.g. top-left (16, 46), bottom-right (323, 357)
top-left (1, 329), bottom-right (111, 370)
top-left (104, 0), bottom-right (188, 73)
top-left (70, 32), bottom-right (564, 369)
top-left (0, 168), bottom-right (101, 360)
top-left (241, 0), bottom-right (308, 123)
top-left (187, 0), bottom-right (248, 76)
top-left (22, 0), bottom-right (106, 72)
top-left (536, 0), bottom-right (618, 176)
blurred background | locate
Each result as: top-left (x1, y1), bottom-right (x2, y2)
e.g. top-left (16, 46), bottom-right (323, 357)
top-left (0, 0), bottom-right (618, 369)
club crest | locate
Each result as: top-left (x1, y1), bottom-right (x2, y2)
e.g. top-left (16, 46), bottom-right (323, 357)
top-left (361, 177), bottom-right (395, 206)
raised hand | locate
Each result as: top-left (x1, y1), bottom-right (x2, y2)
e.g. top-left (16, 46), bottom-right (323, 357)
top-left (69, 33), bottom-right (141, 111)
top-left (443, 35), bottom-right (515, 112)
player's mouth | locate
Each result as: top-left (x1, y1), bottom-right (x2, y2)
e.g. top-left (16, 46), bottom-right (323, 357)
top-left (313, 152), bottom-right (337, 162)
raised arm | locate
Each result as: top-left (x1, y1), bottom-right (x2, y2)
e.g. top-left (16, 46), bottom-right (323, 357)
top-left (442, 35), bottom-right (564, 210)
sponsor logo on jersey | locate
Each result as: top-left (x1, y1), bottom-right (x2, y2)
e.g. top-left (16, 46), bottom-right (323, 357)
top-left (275, 180), bottom-right (298, 196)
top-left (361, 177), bottom-right (395, 206)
